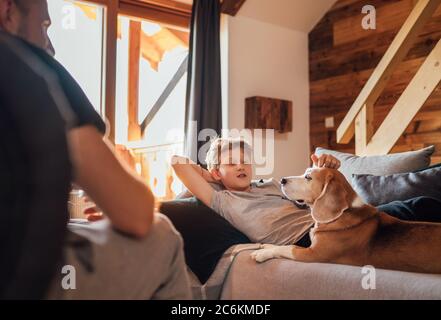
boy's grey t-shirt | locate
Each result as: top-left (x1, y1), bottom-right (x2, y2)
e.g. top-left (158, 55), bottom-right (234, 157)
top-left (210, 179), bottom-right (314, 245)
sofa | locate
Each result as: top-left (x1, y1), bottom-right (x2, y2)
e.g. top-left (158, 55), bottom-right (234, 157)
top-left (160, 146), bottom-right (441, 300)
top-left (220, 249), bottom-right (441, 300)
top-left (160, 198), bottom-right (441, 300)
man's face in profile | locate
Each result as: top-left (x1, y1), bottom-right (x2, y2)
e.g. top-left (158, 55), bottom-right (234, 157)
top-left (0, 0), bottom-right (55, 56)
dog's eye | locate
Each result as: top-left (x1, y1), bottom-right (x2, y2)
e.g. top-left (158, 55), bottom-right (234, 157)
top-left (305, 174), bottom-right (312, 181)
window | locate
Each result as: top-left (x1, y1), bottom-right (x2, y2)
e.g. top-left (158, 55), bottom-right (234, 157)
top-left (116, 15), bottom-right (190, 200)
top-left (47, 0), bottom-right (191, 201)
top-left (47, 0), bottom-right (105, 113)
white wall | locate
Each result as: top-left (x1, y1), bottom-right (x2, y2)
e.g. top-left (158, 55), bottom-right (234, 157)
top-left (224, 15), bottom-right (310, 180)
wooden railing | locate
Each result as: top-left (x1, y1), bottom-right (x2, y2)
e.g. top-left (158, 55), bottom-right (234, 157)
top-left (127, 141), bottom-right (185, 201)
top-left (336, 0), bottom-right (441, 156)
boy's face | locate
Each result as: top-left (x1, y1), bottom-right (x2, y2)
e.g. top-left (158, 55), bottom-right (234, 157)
top-left (211, 147), bottom-right (253, 192)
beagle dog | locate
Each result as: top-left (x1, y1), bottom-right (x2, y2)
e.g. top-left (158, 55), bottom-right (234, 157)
top-left (251, 168), bottom-right (441, 274)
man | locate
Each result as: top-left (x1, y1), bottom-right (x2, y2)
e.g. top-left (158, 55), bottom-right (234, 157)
top-left (0, 0), bottom-right (191, 299)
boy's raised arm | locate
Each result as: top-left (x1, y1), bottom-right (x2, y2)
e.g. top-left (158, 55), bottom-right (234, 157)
top-left (171, 155), bottom-right (215, 207)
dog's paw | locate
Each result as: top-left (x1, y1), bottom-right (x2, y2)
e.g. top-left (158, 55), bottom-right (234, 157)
top-left (251, 249), bottom-right (274, 263)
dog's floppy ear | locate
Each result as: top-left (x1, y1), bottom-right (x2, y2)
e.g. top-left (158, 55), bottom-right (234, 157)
top-left (311, 172), bottom-right (348, 224)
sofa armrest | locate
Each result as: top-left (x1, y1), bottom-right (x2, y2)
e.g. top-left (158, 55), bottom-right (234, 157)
top-left (159, 199), bottom-right (251, 283)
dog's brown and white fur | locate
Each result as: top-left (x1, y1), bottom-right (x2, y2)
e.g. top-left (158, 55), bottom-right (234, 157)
top-left (251, 168), bottom-right (441, 274)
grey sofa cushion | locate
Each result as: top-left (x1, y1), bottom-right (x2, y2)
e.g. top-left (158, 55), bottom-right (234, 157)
top-left (159, 198), bottom-right (251, 284)
top-left (352, 165), bottom-right (441, 206)
top-left (315, 146), bottom-right (434, 184)
top-left (221, 249), bottom-right (441, 299)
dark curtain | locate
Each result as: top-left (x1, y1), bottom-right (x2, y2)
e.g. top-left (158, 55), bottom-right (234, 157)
top-left (184, 0), bottom-right (223, 165)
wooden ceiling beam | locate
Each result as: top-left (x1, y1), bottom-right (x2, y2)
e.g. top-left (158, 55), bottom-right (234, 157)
top-left (135, 0), bottom-right (192, 15)
top-left (122, 1), bottom-right (248, 19)
top-left (119, 0), bottom-right (191, 28)
top-left (221, 0), bottom-right (246, 16)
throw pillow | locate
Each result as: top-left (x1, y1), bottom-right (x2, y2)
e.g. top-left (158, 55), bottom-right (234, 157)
top-left (352, 165), bottom-right (441, 206)
top-left (315, 146), bottom-right (434, 183)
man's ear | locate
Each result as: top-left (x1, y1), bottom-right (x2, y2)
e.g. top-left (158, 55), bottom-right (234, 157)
top-left (0, 0), bottom-right (8, 29)
top-left (311, 172), bottom-right (348, 224)
top-left (0, 0), bottom-right (18, 32)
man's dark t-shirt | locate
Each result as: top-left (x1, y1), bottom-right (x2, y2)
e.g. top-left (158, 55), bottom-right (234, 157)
top-left (21, 37), bottom-right (106, 134)
top-left (0, 31), bottom-right (105, 298)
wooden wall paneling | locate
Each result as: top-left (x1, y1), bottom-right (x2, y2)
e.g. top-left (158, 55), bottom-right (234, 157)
top-left (309, 0), bottom-right (441, 162)
top-left (333, 0), bottom-right (416, 46)
top-left (336, 0), bottom-right (441, 144)
top-left (310, 16), bottom-right (441, 82)
top-left (365, 39), bottom-right (441, 155)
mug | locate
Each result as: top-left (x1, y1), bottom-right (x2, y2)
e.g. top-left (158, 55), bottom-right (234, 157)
top-left (68, 189), bottom-right (96, 220)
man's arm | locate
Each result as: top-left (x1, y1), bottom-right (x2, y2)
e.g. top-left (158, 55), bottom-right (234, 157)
top-left (171, 155), bottom-right (216, 207)
top-left (68, 126), bottom-right (154, 238)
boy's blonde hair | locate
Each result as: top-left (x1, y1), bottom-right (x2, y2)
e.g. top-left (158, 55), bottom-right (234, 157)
top-left (205, 137), bottom-right (252, 171)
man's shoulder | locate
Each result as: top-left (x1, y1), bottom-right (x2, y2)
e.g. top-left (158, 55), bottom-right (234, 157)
top-left (0, 31), bottom-right (44, 70)
top-left (0, 31), bottom-right (106, 134)
top-left (0, 31), bottom-right (73, 88)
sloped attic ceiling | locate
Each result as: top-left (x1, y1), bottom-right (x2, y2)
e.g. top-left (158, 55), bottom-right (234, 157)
top-left (137, 0), bottom-right (337, 32)
top-left (238, 0), bottom-right (338, 32)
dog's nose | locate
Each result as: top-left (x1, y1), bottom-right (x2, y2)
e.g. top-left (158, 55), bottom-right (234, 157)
top-left (280, 178), bottom-right (287, 185)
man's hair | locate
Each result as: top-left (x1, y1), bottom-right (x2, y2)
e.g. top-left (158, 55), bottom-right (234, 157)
top-left (205, 137), bottom-right (252, 171)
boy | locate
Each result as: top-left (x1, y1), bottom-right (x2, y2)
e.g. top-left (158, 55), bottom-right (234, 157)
top-left (171, 137), bottom-right (340, 246)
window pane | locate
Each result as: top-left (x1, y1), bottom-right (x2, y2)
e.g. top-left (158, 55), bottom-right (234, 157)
top-left (116, 15), bottom-right (189, 200)
top-left (47, 0), bottom-right (104, 113)
top-left (115, 16), bottom-right (189, 145)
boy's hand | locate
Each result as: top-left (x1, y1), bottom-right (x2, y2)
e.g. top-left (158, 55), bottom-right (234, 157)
top-left (171, 155), bottom-right (216, 208)
top-left (311, 154), bottom-right (341, 169)
top-left (83, 197), bottom-right (104, 222)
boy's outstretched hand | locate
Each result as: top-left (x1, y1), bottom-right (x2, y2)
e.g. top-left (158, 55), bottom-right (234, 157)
top-left (311, 154), bottom-right (341, 169)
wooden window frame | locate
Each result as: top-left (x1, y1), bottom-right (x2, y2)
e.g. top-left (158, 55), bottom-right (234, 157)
top-left (73, 0), bottom-right (246, 142)
top-left (73, 0), bottom-right (191, 142)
